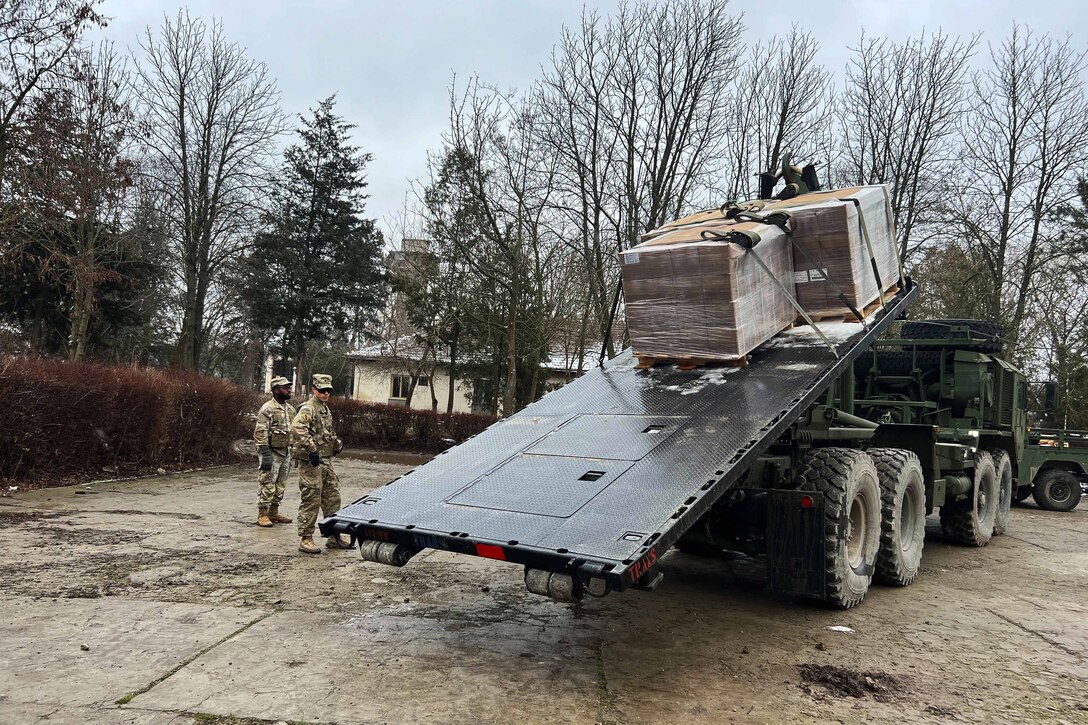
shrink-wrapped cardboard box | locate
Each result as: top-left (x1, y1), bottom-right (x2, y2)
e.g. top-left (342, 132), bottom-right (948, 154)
top-left (769, 185), bottom-right (899, 318)
top-left (640, 185), bottom-right (900, 321)
top-left (620, 221), bottom-right (795, 361)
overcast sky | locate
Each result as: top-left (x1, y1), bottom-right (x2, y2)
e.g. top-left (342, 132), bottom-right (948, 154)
top-left (90, 0), bottom-right (1087, 238)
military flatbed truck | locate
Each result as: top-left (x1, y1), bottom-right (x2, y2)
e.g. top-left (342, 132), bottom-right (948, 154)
top-left (1016, 427), bottom-right (1088, 511)
top-left (321, 279), bottom-right (1053, 609)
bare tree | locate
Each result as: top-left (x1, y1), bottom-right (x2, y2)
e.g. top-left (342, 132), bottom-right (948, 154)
top-left (840, 30), bottom-right (978, 263)
top-left (0, 0), bottom-right (104, 202)
top-left (956, 26), bottom-right (1088, 358)
top-left (531, 1), bottom-right (744, 362)
top-left (720, 27), bottom-right (835, 201)
top-left (439, 78), bottom-right (562, 416)
top-left (609, 0), bottom-right (743, 244)
top-left (131, 10), bottom-right (285, 371)
top-left (1032, 256), bottom-right (1088, 428)
top-left (536, 9), bottom-right (620, 356)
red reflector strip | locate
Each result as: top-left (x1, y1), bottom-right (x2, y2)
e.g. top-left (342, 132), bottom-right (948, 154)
top-left (475, 544), bottom-right (506, 560)
top-left (801, 495), bottom-right (814, 509)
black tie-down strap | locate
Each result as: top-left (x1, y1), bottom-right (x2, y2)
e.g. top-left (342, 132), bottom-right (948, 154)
top-left (700, 228), bottom-right (837, 355)
top-left (725, 209), bottom-right (869, 328)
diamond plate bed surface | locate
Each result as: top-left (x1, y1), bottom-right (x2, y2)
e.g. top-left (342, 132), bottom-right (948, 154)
top-left (332, 310), bottom-right (895, 565)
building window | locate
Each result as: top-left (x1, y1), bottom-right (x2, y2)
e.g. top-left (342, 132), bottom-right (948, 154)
top-left (391, 375), bottom-right (411, 399)
top-left (471, 378), bottom-right (494, 414)
top-left (392, 375), bottom-right (429, 400)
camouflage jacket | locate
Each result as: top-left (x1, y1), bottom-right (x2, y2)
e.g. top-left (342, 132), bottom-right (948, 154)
top-left (290, 396), bottom-right (337, 459)
top-left (253, 399), bottom-right (296, 451)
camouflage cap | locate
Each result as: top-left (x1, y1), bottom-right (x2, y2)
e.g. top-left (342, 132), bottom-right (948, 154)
top-left (269, 376), bottom-right (291, 389)
top-left (311, 373), bottom-right (333, 390)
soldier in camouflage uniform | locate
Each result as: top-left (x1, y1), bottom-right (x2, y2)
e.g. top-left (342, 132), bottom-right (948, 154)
top-left (253, 376), bottom-right (296, 527)
top-left (291, 373), bottom-right (349, 554)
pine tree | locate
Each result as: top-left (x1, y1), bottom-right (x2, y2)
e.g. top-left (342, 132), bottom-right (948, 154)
top-left (242, 96), bottom-right (385, 392)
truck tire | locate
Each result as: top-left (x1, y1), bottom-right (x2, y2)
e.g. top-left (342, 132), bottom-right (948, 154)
top-left (990, 449), bottom-right (1013, 535)
top-left (1032, 469), bottom-right (1082, 512)
top-left (868, 448), bottom-right (925, 586)
top-left (796, 448), bottom-right (881, 609)
top-left (940, 451), bottom-right (997, 546)
top-left (901, 319), bottom-right (1003, 353)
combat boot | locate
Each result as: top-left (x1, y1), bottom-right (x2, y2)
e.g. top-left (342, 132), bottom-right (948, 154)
top-left (299, 536), bottom-right (322, 554)
top-left (257, 507), bottom-right (273, 528)
top-left (267, 506), bottom-right (292, 524)
top-left (326, 533), bottom-right (352, 549)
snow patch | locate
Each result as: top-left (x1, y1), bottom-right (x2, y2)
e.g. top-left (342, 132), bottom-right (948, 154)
top-left (659, 366), bottom-right (744, 396)
top-left (763, 317), bottom-right (872, 350)
top-left (777, 362), bottom-right (821, 372)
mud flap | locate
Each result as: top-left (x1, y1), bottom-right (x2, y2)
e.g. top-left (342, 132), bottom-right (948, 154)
top-left (766, 489), bottom-right (825, 598)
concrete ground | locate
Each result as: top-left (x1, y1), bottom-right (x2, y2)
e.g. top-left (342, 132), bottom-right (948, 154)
top-left (1, 457), bottom-right (1087, 725)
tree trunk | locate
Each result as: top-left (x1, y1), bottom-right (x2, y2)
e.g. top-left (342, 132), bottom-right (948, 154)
top-left (28, 297), bottom-right (44, 356)
top-left (576, 299), bottom-right (589, 373)
top-left (174, 261), bottom-right (201, 370)
top-left (527, 357), bottom-right (541, 404)
top-left (489, 352), bottom-right (502, 415)
top-left (429, 363), bottom-right (439, 412)
top-left (69, 275), bottom-right (95, 362)
top-left (446, 325), bottom-right (459, 414)
top-left (502, 307), bottom-right (517, 417)
top-left (0, 130), bottom-right (8, 203)
top-left (294, 332), bottom-right (307, 397)
top-left (238, 333), bottom-right (261, 388)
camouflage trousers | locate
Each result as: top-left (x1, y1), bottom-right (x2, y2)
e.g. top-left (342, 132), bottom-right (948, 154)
top-left (258, 449), bottom-right (292, 507)
top-left (296, 460), bottom-right (341, 537)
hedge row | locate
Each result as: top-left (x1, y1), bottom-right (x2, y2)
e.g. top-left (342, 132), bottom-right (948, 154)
top-left (0, 356), bottom-right (259, 484)
top-left (0, 356), bottom-right (499, 486)
top-left (328, 397), bottom-right (496, 452)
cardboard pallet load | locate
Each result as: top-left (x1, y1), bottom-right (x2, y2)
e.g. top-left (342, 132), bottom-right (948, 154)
top-left (620, 184), bottom-right (901, 364)
top-left (764, 185), bottom-right (900, 320)
top-left (621, 219), bottom-right (796, 364)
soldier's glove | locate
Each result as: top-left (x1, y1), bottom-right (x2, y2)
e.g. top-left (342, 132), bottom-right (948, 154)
top-left (308, 451), bottom-right (323, 467)
top-left (257, 445), bottom-right (273, 472)
top-left (334, 437), bottom-right (345, 456)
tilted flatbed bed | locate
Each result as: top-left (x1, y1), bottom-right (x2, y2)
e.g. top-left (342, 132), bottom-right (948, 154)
top-left (321, 283), bottom-right (918, 600)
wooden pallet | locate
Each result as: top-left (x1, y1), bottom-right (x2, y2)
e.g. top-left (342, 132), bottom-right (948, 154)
top-left (793, 285), bottom-right (901, 325)
top-left (634, 354), bottom-right (748, 371)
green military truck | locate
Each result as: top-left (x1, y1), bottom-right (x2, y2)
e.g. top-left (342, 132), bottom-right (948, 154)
top-left (849, 318), bottom-right (1025, 546)
top-left (1017, 427), bottom-right (1088, 511)
top-left (325, 290), bottom-right (1082, 610)
top-left (853, 320), bottom-right (1083, 514)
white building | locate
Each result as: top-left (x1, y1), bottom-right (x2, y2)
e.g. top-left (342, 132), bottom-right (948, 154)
top-left (347, 336), bottom-right (591, 414)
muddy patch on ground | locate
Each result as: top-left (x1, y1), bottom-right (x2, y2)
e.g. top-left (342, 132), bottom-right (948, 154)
top-left (97, 509), bottom-right (203, 520)
top-left (0, 551), bottom-right (171, 597)
top-left (0, 509), bottom-right (65, 526)
top-left (33, 526), bottom-right (147, 545)
top-left (798, 663), bottom-right (906, 701)
top-left (59, 584), bottom-right (103, 598)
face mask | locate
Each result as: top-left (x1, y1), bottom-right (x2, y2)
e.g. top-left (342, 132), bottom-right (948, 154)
top-left (273, 390), bottom-right (292, 402)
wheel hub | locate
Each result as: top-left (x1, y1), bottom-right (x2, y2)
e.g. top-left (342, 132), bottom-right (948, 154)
top-left (1051, 480), bottom-right (1072, 503)
top-left (847, 495), bottom-right (867, 568)
top-left (899, 484), bottom-right (920, 550)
